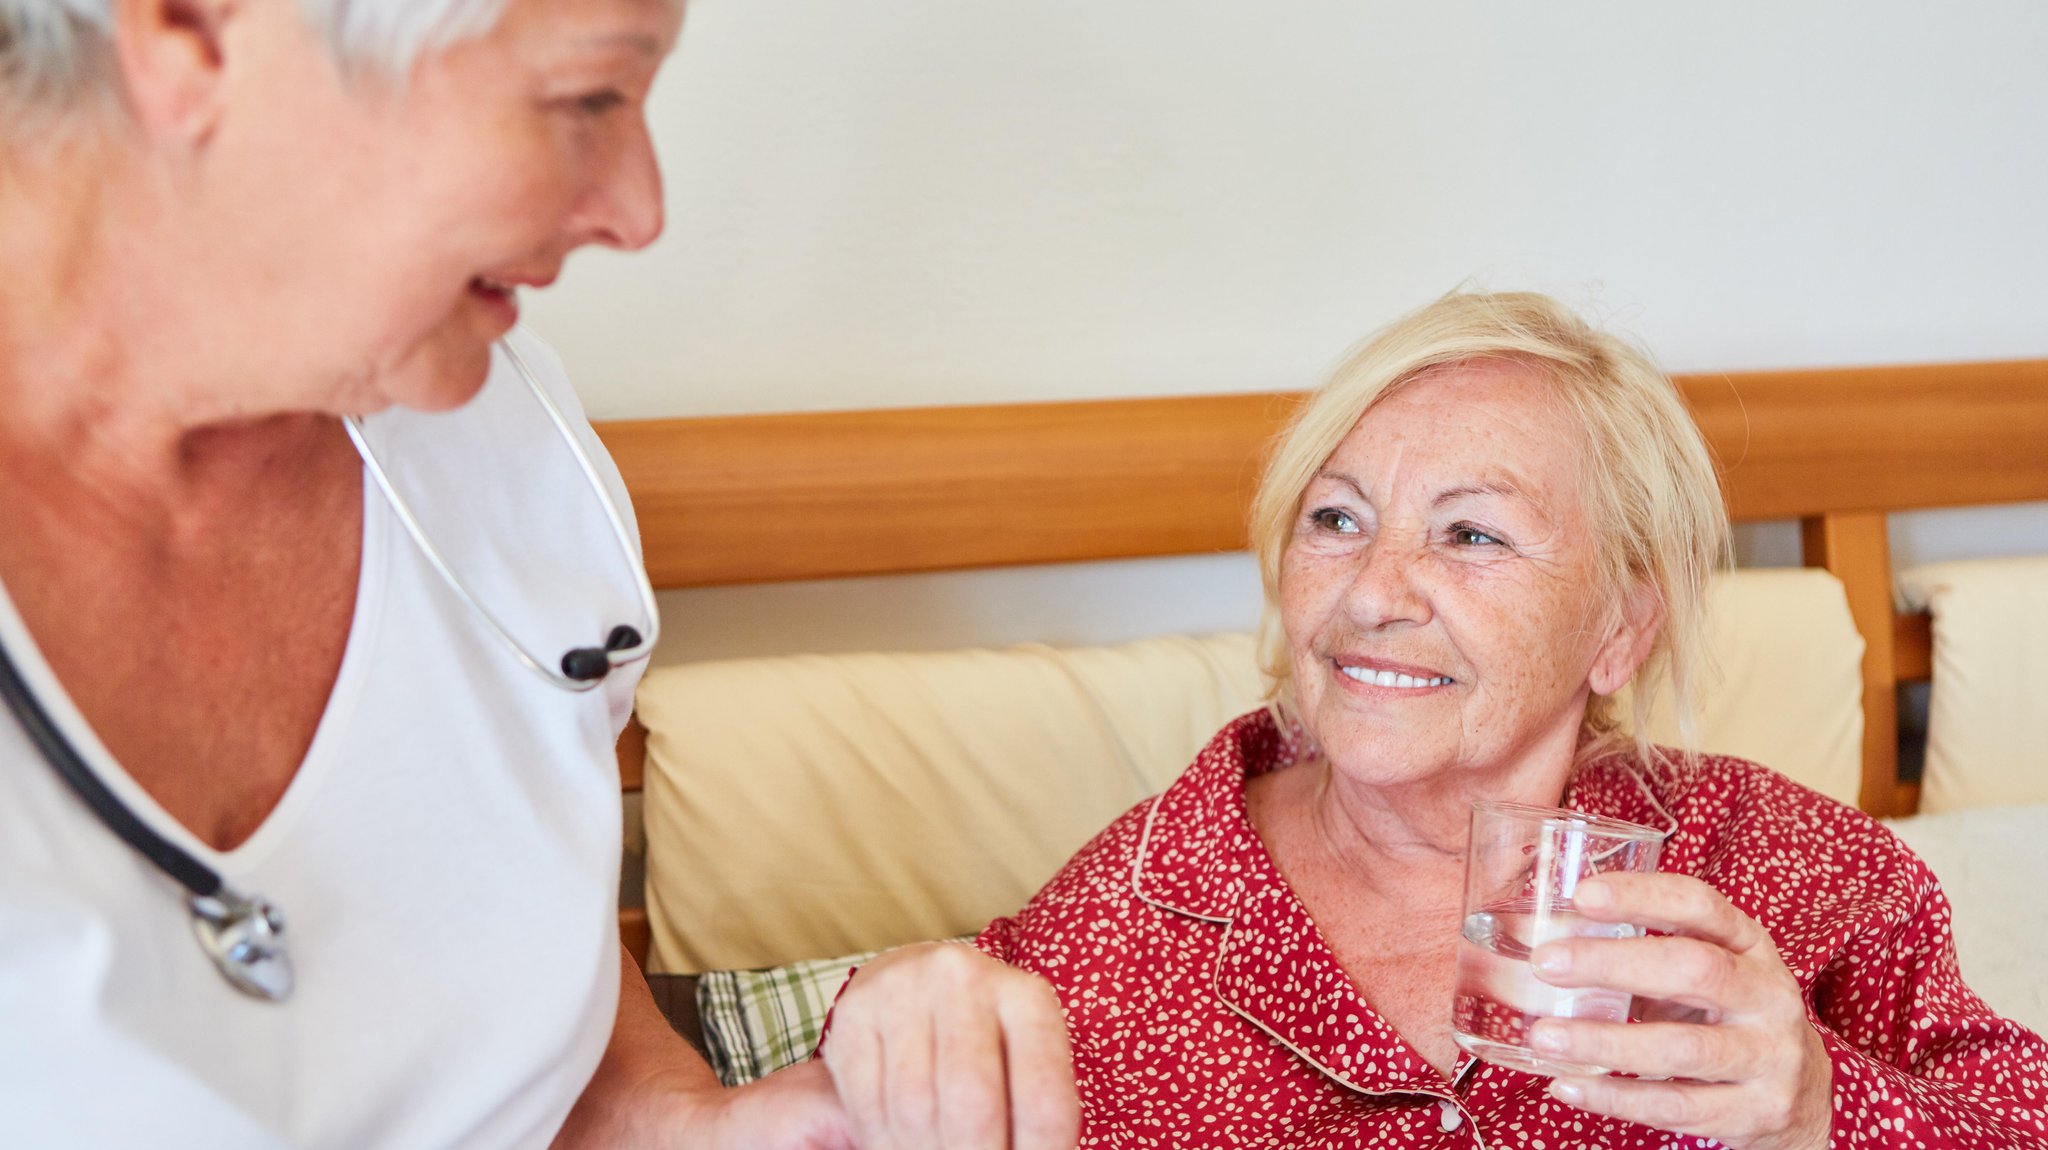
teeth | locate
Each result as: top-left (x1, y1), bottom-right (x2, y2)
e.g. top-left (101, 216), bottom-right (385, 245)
top-left (1340, 665), bottom-right (1450, 689)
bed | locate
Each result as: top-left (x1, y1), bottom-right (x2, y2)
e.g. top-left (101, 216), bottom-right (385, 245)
top-left (591, 357), bottom-right (2048, 1073)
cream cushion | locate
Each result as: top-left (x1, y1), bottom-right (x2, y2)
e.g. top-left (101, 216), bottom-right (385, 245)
top-left (1883, 803), bottom-right (2048, 1036)
top-left (1897, 556), bottom-right (2048, 813)
top-left (1631, 568), bottom-right (1866, 807)
top-left (637, 633), bottom-right (1265, 973)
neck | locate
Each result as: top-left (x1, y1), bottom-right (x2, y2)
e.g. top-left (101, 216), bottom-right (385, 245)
top-left (0, 135), bottom-right (340, 528)
top-left (1252, 726), bottom-right (1583, 911)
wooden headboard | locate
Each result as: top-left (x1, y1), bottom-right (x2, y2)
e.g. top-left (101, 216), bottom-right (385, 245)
top-left (597, 358), bottom-right (2048, 963)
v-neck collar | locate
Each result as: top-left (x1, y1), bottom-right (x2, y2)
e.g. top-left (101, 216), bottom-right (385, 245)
top-left (0, 470), bottom-right (387, 875)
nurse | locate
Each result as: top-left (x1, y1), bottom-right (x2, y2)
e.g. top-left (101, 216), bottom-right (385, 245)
top-left (0, 1), bottom-right (1075, 1147)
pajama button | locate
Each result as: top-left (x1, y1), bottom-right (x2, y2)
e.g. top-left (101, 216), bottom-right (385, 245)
top-left (1437, 1100), bottom-right (1464, 1132)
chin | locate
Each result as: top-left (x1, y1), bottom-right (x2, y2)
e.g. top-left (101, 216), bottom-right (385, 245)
top-left (388, 342), bottom-right (498, 413)
top-left (1325, 750), bottom-right (1453, 790)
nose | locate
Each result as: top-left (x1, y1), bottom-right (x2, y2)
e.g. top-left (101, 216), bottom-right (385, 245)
top-left (576, 117), bottom-right (666, 252)
top-left (1344, 528), bottom-right (1432, 632)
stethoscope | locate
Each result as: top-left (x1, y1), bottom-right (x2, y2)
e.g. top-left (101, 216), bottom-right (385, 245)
top-left (0, 338), bottom-right (660, 1003)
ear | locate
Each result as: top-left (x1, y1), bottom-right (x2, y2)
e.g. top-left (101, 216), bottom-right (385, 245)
top-left (1588, 580), bottom-right (1665, 697)
top-left (110, 0), bottom-right (239, 141)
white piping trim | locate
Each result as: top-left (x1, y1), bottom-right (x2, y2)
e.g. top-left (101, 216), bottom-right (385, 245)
top-left (1129, 792), bottom-right (1234, 925)
top-left (1207, 914), bottom-right (1490, 1148)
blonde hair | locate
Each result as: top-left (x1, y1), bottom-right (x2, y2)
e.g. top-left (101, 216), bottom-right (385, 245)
top-left (1249, 291), bottom-right (1730, 765)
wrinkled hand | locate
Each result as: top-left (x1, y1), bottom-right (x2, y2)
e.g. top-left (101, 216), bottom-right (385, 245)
top-left (1527, 873), bottom-right (1831, 1150)
top-left (821, 942), bottom-right (1080, 1150)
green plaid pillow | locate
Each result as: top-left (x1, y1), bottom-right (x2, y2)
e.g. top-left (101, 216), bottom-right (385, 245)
top-left (697, 941), bottom-right (977, 1086)
top-left (696, 948), bottom-right (877, 1085)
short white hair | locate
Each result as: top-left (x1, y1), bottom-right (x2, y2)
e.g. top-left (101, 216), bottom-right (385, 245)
top-left (1, 0), bottom-right (510, 125)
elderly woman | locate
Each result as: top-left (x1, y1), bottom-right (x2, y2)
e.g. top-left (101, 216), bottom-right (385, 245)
top-left (833, 292), bottom-right (2048, 1149)
top-left (0, 2), bottom-right (1074, 1148)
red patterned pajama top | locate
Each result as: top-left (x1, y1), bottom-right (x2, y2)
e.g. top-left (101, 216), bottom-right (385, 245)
top-left (975, 710), bottom-right (2048, 1149)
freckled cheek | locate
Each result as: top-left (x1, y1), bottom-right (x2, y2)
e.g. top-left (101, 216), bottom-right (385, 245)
top-left (1277, 556), bottom-right (1344, 706)
top-left (1432, 580), bottom-right (1567, 693)
top-left (1451, 606), bottom-right (1599, 725)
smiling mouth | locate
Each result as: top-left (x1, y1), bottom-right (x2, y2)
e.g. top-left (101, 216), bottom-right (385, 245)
top-left (1337, 664), bottom-right (1454, 690)
top-left (470, 276), bottom-right (516, 301)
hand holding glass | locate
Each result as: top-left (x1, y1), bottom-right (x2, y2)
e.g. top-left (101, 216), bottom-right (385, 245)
top-left (1450, 800), bottom-right (1666, 1077)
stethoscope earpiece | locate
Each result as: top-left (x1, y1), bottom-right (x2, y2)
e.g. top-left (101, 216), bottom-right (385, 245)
top-left (562, 626), bottom-right (646, 681)
top-left (561, 647), bottom-right (613, 682)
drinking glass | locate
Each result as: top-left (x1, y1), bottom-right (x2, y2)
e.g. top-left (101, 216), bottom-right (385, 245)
top-left (1449, 800), bottom-right (1667, 1076)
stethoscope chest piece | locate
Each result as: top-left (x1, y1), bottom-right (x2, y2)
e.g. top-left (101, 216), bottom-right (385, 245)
top-left (190, 890), bottom-right (293, 1002)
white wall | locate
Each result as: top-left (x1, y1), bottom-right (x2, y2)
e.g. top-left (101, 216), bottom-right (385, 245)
top-left (525, 0), bottom-right (2048, 664)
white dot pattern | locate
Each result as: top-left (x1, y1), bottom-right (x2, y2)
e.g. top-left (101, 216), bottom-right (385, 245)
top-left (975, 711), bottom-right (2048, 1148)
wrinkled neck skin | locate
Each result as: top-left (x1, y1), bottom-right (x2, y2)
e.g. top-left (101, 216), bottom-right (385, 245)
top-left (1254, 699), bottom-right (1588, 911)
top-left (0, 128), bottom-right (338, 540)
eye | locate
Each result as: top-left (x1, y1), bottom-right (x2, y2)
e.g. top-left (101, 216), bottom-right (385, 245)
top-left (1309, 507), bottom-right (1359, 534)
top-left (570, 89), bottom-right (627, 116)
top-left (1450, 523), bottom-right (1505, 547)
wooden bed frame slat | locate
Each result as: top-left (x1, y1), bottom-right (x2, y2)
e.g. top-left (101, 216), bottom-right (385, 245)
top-left (599, 393), bottom-right (1301, 589)
top-left (595, 360), bottom-right (2048, 590)
top-left (618, 906), bottom-right (650, 968)
top-left (1681, 359), bottom-right (2048, 522)
top-left (1801, 511), bottom-right (1901, 816)
top-left (1894, 612), bottom-right (1934, 683)
top-left (616, 714), bottom-right (647, 794)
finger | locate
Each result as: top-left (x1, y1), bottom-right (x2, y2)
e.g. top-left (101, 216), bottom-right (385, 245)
top-left (881, 1006), bottom-right (940, 1150)
top-left (1529, 1018), bottom-right (1753, 1084)
top-left (822, 1007), bottom-right (895, 1150)
top-left (1548, 1073), bottom-right (1755, 1143)
top-left (997, 981), bottom-right (1080, 1150)
top-left (1531, 933), bottom-right (1769, 1014)
top-left (934, 984), bottom-right (1011, 1150)
top-left (1572, 874), bottom-right (1761, 953)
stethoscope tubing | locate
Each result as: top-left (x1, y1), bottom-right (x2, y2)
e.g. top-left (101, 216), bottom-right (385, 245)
top-left (342, 337), bottom-right (660, 691)
top-left (0, 638), bottom-right (224, 901)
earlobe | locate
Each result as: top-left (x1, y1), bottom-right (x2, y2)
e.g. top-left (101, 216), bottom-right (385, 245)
top-left (1588, 583), bottom-right (1666, 697)
top-left (111, 0), bottom-right (237, 141)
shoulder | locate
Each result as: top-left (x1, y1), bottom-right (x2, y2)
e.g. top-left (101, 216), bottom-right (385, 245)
top-left (1599, 750), bottom-right (1939, 949)
top-left (1659, 751), bottom-right (1899, 855)
top-left (1003, 711), bottom-right (1280, 955)
top-left (1012, 796), bottom-right (1160, 920)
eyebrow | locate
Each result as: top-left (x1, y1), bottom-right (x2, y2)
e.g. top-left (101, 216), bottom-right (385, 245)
top-left (1310, 470), bottom-right (1532, 507)
top-left (581, 32), bottom-right (666, 59)
top-left (1432, 480), bottom-right (1530, 508)
top-left (1312, 469), bottom-right (1368, 500)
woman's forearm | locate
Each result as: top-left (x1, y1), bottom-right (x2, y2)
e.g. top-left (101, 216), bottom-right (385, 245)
top-left (554, 952), bottom-right (854, 1150)
top-left (551, 952), bottom-right (722, 1149)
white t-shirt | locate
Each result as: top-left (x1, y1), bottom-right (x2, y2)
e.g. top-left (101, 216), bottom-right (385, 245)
top-left (0, 329), bottom-right (649, 1149)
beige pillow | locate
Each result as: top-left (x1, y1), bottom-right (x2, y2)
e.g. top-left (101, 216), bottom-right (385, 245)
top-left (1626, 568), bottom-right (1865, 807)
top-left (1883, 803), bottom-right (2048, 1036)
top-left (1897, 557), bottom-right (2048, 813)
top-left (637, 633), bottom-right (1265, 973)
